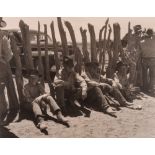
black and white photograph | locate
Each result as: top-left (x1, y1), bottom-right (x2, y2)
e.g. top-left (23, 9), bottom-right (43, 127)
top-left (0, 16), bottom-right (155, 138)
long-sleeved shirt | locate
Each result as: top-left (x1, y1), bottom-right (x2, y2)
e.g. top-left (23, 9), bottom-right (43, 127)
top-left (81, 71), bottom-right (113, 88)
top-left (23, 82), bottom-right (45, 103)
top-left (54, 68), bottom-right (87, 94)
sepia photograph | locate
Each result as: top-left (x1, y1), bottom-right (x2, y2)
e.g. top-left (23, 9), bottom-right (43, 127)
top-left (0, 16), bottom-right (155, 138)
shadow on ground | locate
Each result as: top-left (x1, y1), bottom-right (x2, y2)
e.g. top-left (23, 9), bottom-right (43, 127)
top-left (0, 126), bottom-right (18, 138)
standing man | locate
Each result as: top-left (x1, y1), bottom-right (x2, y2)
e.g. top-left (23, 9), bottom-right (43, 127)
top-left (141, 28), bottom-right (155, 95)
top-left (0, 17), bottom-right (14, 125)
top-left (123, 25), bottom-right (142, 88)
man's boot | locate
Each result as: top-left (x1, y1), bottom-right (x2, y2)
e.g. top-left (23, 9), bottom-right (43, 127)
top-left (56, 110), bottom-right (69, 124)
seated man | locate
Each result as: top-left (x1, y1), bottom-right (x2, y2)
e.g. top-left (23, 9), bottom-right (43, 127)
top-left (54, 56), bottom-right (90, 117)
top-left (83, 62), bottom-right (132, 107)
top-left (113, 61), bottom-right (135, 102)
top-left (23, 70), bottom-right (68, 131)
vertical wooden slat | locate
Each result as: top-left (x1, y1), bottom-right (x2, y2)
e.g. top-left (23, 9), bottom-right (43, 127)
top-left (106, 25), bottom-right (113, 78)
top-left (50, 21), bottom-right (60, 72)
top-left (64, 21), bottom-right (82, 74)
top-left (101, 18), bottom-right (109, 72)
top-left (112, 23), bottom-right (121, 74)
top-left (44, 24), bottom-right (51, 82)
top-left (37, 21), bottom-right (44, 86)
top-left (80, 27), bottom-right (90, 63)
top-left (44, 24), bottom-right (55, 97)
top-left (57, 17), bottom-right (69, 57)
top-left (98, 25), bottom-right (105, 63)
top-left (19, 20), bottom-right (34, 73)
top-left (88, 23), bottom-right (98, 63)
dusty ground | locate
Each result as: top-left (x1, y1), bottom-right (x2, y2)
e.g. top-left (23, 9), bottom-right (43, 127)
top-left (1, 93), bottom-right (155, 138)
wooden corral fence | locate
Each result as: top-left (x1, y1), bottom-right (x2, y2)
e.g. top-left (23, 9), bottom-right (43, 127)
top-left (0, 17), bottom-right (127, 124)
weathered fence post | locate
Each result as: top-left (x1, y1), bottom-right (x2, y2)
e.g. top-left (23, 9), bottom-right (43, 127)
top-left (37, 21), bottom-right (44, 86)
top-left (99, 18), bottom-right (109, 66)
top-left (88, 23), bottom-right (98, 63)
top-left (57, 17), bottom-right (69, 57)
top-left (80, 27), bottom-right (90, 63)
top-left (50, 21), bottom-right (60, 72)
top-left (112, 23), bottom-right (121, 74)
top-left (19, 20), bottom-right (34, 73)
top-left (101, 18), bottom-right (109, 73)
top-left (106, 24), bottom-right (113, 78)
top-left (44, 24), bottom-right (55, 97)
top-left (65, 21), bottom-right (82, 74)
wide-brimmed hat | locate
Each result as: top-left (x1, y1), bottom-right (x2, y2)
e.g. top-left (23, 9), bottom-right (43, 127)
top-left (146, 28), bottom-right (153, 36)
top-left (29, 70), bottom-right (41, 78)
top-left (0, 17), bottom-right (7, 28)
top-left (133, 25), bottom-right (142, 32)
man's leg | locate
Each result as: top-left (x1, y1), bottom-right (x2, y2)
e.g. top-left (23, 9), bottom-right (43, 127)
top-left (32, 101), bottom-right (47, 130)
top-left (86, 87), bottom-right (116, 117)
top-left (43, 96), bottom-right (68, 124)
top-left (142, 59), bottom-right (149, 91)
top-left (111, 87), bottom-right (133, 106)
top-left (129, 62), bottom-right (137, 87)
top-left (55, 86), bottom-right (67, 114)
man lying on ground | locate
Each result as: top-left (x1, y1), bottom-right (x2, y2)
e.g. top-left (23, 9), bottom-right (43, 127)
top-left (23, 70), bottom-right (68, 131)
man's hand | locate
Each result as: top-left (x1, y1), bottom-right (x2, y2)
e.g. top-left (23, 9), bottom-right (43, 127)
top-left (54, 80), bottom-right (64, 87)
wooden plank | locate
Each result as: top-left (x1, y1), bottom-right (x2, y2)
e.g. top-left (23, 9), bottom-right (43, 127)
top-left (37, 21), bottom-right (44, 86)
top-left (80, 27), bottom-right (90, 63)
top-left (100, 18), bottom-right (109, 72)
top-left (50, 21), bottom-right (60, 72)
top-left (112, 23), bottom-right (121, 75)
top-left (44, 24), bottom-right (55, 97)
top-left (88, 23), bottom-right (98, 63)
top-left (106, 24), bottom-right (113, 78)
top-left (57, 17), bottom-right (69, 57)
top-left (64, 21), bottom-right (82, 74)
top-left (19, 20), bottom-right (34, 73)
top-left (44, 24), bottom-right (51, 82)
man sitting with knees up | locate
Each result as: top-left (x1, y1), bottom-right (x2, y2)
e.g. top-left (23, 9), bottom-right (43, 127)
top-left (23, 70), bottom-right (68, 131)
top-left (54, 56), bottom-right (90, 117)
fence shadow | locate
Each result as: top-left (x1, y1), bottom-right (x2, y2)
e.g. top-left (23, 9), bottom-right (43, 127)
top-left (0, 126), bottom-right (18, 138)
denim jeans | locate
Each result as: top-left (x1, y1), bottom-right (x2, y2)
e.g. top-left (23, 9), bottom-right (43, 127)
top-left (85, 87), bottom-right (109, 111)
top-left (99, 83), bottom-right (127, 106)
top-left (23, 95), bottom-right (60, 123)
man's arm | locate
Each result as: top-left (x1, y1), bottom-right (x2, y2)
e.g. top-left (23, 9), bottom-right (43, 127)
top-left (81, 72), bottom-right (99, 87)
top-left (54, 69), bottom-right (71, 88)
top-left (23, 85), bottom-right (34, 103)
top-left (76, 73), bottom-right (88, 100)
top-left (2, 36), bottom-right (13, 62)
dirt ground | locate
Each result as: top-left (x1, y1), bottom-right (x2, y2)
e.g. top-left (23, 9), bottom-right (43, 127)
top-left (1, 92), bottom-right (155, 138)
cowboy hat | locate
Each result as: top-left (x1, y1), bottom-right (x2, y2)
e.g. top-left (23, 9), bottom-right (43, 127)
top-left (0, 17), bottom-right (6, 28)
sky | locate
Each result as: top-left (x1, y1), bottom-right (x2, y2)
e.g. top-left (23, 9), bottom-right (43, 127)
top-left (3, 17), bottom-right (155, 42)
